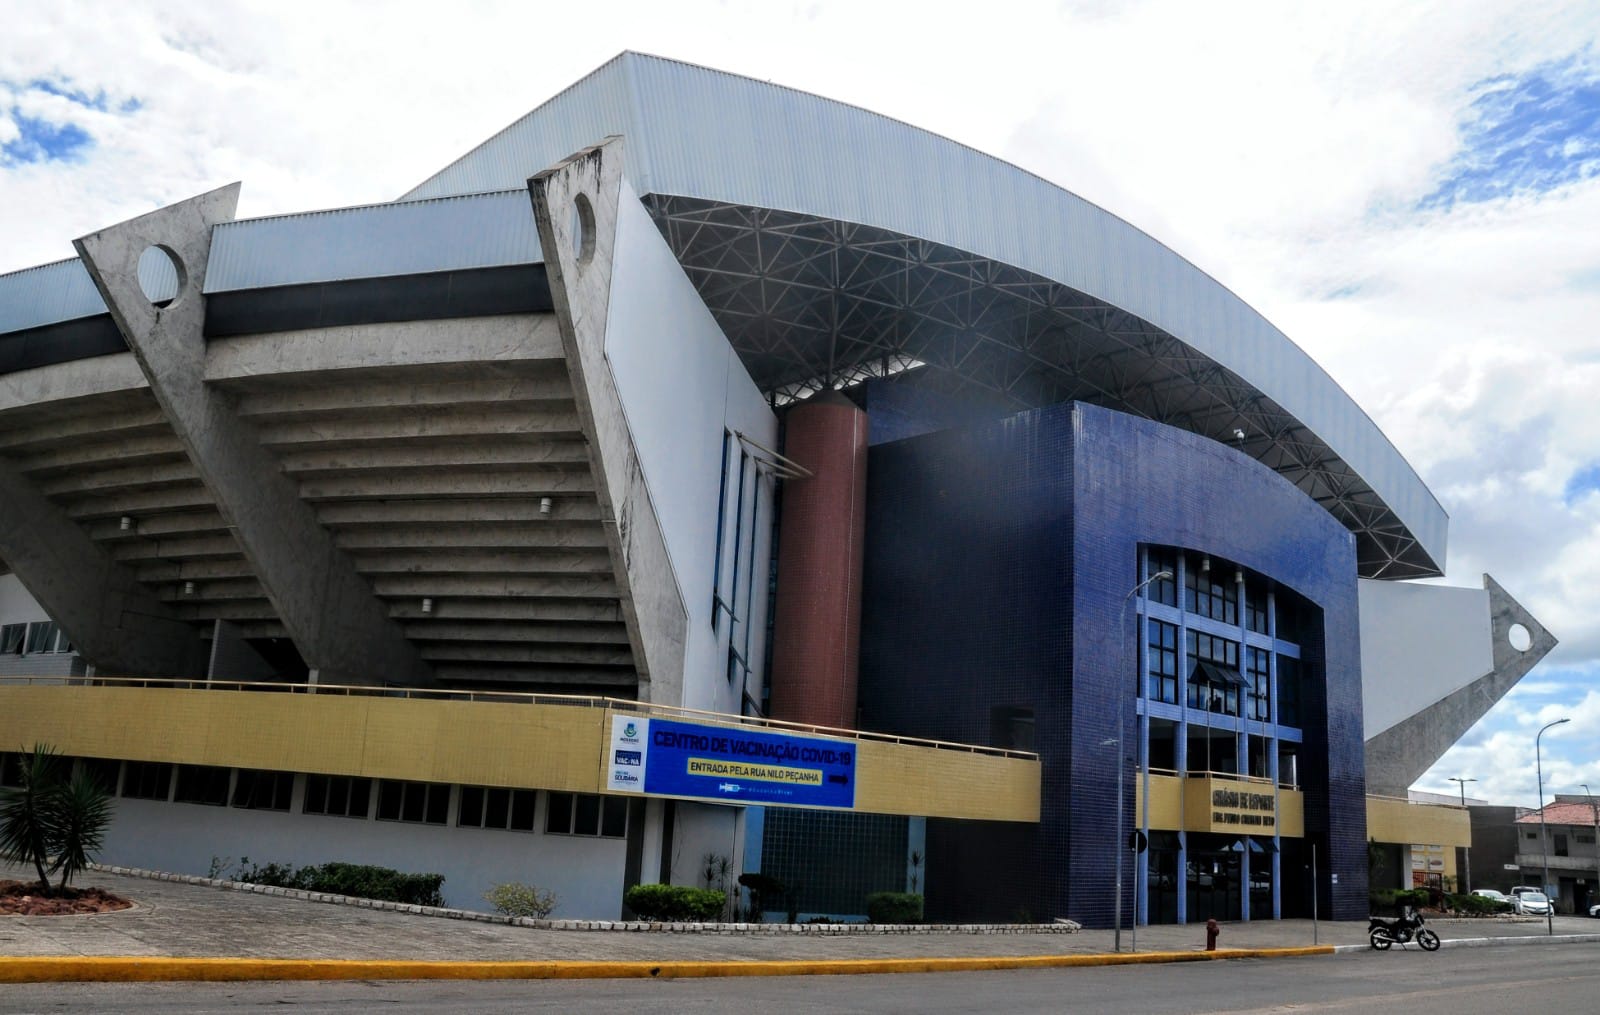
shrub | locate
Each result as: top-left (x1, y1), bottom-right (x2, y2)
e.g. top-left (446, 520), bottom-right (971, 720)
top-left (1448, 893), bottom-right (1512, 916)
top-left (484, 881), bottom-right (558, 919)
top-left (866, 891), bottom-right (924, 924)
top-left (232, 859), bottom-right (445, 907)
top-left (624, 883), bottom-right (727, 922)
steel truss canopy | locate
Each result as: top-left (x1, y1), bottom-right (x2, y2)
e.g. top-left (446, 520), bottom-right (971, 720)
top-left (407, 53), bottom-right (1447, 579)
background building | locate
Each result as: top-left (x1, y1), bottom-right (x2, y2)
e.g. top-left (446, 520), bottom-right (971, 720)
top-left (0, 53), bottom-right (1554, 924)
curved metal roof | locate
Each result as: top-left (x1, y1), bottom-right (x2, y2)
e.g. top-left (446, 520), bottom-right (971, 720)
top-left (406, 52), bottom-right (1447, 579)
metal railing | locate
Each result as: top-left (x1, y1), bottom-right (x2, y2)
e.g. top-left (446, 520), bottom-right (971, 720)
top-left (0, 674), bottom-right (1038, 761)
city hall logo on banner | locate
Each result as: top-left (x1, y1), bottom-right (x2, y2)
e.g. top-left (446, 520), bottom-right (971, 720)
top-left (621, 722), bottom-right (640, 743)
top-left (613, 770), bottom-right (640, 786)
top-left (614, 750), bottom-right (642, 766)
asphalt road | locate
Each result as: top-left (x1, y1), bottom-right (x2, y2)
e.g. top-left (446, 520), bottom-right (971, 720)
top-left (3, 942), bottom-right (1596, 1014)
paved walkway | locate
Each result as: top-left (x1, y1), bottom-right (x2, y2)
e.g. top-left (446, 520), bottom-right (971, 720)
top-left (5, 861), bottom-right (1595, 965)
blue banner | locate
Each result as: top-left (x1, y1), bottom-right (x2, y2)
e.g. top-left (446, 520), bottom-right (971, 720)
top-left (640, 718), bottom-right (857, 808)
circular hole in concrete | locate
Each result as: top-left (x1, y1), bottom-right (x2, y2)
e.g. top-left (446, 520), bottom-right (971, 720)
top-left (571, 193), bottom-right (596, 265)
top-left (1508, 623), bottom-right (1532, 652)
top-left (137, 245), bottom-right (186, 307)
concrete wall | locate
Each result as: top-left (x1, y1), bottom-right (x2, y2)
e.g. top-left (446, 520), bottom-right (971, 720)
top-left (1359, 580), bottom-right (1493, 739)
top-left (604, 180), bottom-right (778, 715)
top-left (100, 787), bottom-right (627, 917)
top-left (0, 574), bottom-right (48, 623)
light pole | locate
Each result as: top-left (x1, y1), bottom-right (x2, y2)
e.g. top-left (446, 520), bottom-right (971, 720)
top-left (1449, 776), bottom-right (1476, 894)
top-left (1585, 783), bottom-right (1598, 915)
top-left (1114, 568), bottom-right (1173, 954)
top-left (1537, 717), bottom-right (1570, 934)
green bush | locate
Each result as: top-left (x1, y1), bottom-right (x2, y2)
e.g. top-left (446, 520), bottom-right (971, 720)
top-left (232, 859), bottom-right (445, 907)
top-left (483, 881), bottom-right (558, 918)
top-left (866, 891), bottom-right (924, 924)
top-left (624, 883), bottom-right (727, 922)
top-left (0, 744), bottom-right (114, 890)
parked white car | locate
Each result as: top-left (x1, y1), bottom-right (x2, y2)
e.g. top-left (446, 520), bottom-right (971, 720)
top-left (1514, 891), bottom-right (1552, 915)
top-left (1471, 889), bottom-right (1508, 902)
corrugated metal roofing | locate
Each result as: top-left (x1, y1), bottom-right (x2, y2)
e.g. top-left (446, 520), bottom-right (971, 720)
top-left (0, 254), bottom-right (174, 333)
top-left (403, 51), bottom-right (1449, 569)
top-left (204, 190), bottom-right (541, 293)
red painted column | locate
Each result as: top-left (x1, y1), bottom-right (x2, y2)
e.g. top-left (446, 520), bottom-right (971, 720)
top-left (768, 393), bottom-right (868, 729)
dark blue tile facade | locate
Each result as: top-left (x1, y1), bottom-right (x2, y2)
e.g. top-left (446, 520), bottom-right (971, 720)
top-left (859, 401), bottom-right (1366, 925)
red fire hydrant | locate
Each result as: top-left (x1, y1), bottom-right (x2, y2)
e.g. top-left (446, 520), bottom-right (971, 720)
top-left (1205, 918), bottom-right (1220, 951)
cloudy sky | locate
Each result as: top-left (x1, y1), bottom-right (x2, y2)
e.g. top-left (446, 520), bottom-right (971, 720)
top-left (3, 0), bottom-right (1597, 806)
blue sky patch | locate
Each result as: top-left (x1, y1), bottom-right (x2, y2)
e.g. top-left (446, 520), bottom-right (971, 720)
top-left (1565, 462), bottom-right (1600, 504)
top-left (1421, 58), bottom-right (1600, 210)
top-left (1, 112), bottom-right (93, 165)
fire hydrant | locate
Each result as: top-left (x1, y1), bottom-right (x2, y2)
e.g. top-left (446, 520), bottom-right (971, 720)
top-left (1205, 918), bottom-right (1220, 951)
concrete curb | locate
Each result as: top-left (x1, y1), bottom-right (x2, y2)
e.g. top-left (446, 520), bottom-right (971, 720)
top-left (0, 947), bottom-right (1334, 984)
top-left (1333, 932), bottom-right (1600, 954)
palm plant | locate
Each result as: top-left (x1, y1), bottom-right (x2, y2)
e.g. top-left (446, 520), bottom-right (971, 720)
top-left (51, 766), bottom-right (113, 889)
top-left (0, 744), bottom-right (115, 891)
top-left (0, 745), bottom-right (64, 888)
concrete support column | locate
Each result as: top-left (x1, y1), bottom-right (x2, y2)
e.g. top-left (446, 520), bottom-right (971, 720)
top-left (73, 185), bottom-right (432, 688)
top-left (768, 394), bottom-right (868, 728)
top-left (529, 138), bottom-right (686, 706)
top-left (0, 458), bottom-right (203, 677)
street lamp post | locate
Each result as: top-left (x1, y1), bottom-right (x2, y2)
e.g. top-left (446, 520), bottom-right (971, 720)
top-left (1114, 568), bottom-right (1173, 954)
top-left (1585, 783), bottom-right (1599, 916)
top-left (1537, 717), bottom-right (1570, 934)
top-left (1449, 776), bottom-right (1476, 894)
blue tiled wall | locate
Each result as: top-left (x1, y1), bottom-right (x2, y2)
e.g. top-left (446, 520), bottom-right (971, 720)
top-left (860, 401), bottom-right (1365, 925)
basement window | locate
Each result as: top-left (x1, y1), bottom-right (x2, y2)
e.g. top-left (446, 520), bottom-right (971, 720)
top-left (375, 779), bottom-right (448, 825)
top-left (303, 775), bottom-right (372, 819)
top-left (458, 786), bottom-right (538, 832)
top-left (231, 770), bottom-right (293, 812)
top-left (545, 791), bottom-right (627, 838)
top-left (121, 761), bottom-right (173, 801)
top-left (174, 765), bottom-right (230, 806)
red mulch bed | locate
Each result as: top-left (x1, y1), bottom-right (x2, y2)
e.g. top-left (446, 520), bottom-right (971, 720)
top-left (0, 879), bottom-right (132, 916)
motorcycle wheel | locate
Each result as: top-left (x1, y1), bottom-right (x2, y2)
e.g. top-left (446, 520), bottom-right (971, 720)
top-left (1417, 929), bottom-right (1440, 952)
top-left (1370, 928), bottom-right (1393, 951)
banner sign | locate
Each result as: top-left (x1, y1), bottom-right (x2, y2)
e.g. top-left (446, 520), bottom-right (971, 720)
top-left (606, 716), bottom-right (856, 809)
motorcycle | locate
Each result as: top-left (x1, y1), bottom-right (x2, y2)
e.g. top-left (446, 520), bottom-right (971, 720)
top-left (1368, 906), bottom-right (1440, 951)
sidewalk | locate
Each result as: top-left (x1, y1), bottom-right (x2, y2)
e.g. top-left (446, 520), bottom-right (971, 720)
top-left (4, 861), bottom-right (1596, 982)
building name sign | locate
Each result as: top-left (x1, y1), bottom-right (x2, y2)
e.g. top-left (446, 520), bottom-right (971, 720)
top-left (1211, 788), bottom-right (1276, 828)
top-left (606, 716), bottom-right (857, 809)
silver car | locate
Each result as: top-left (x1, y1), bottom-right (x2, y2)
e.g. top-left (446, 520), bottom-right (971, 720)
top-left (1514, 891), bottom-right (1552, 915)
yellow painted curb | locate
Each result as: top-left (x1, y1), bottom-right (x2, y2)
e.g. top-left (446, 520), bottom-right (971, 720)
top-left (0, 947), bottom-right (1334, 983)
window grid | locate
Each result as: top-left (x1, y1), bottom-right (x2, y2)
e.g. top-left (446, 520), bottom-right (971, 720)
top-left (1186, 630), bottom-right (1240, 715)
top-left (1246, 646), bottom-right (1271, 721)
top-left (458, 785), bottom-right (538, 832)
top-left (376, 779), bottom-right (449, 825)
top-left (174, 765), bottom-right (230, 806)
top-left (121, 761), bottom-right (173, 801)
top-left (1185, 563), bottom-right (1237, 625)
top-left (545, 791), bottom-right (627, 837)
top-left (1147, 620), bottom-right (1179, 704)
top-left (303, 774), bottom-right (373, 818)
top-left (231, 769), bottom-right (292, 811)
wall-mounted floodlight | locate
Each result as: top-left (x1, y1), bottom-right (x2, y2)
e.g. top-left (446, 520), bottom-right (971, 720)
top-left (182, 581), bottom-right (195, 595)
top-left (421, 598), bottom-right (434, 614)
top-left (119, 516), bottom-right (133, 532)
top-left (539, 497), bottom-right (553, 515)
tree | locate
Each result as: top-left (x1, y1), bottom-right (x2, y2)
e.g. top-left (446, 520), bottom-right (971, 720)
top-left (0, 744), bottom-right (115, 891)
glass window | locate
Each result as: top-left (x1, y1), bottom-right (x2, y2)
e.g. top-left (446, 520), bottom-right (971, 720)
top-left (546, 792), bottom-right (627, 838)
top-left (1, 624), bottom-right (25, 654)
top-left (1184, 557), bottom-right (1237, 624)
top-left (376, 780), bottom-right (447, 825)
top-left (121, 761), bottom-right (173, 801)
top-left (79, 758), bottom-right (120, 795)
top-left (1186, 630), bottom-right (1241, 715)
top-left (24, 621), bottom-right (59, 654)
top-left (174, 765), bottom-right (230, 806)
top-left (1245, 585), bottom-right (1268, 635)
top-left (457, 785), bottom-right (526, 830)
top-left (231, 770), bottom-right (292, 811)
top-left (303, 774), bottom-right (372, 818)
top-left (1147, 620), bottom-right (1179, 704)
top-left (1246, 647), bottom-right (1271, 721)
top-left (990, 706), bottom-right (1036, 750)
top-left (1277, 656), bottom-right (1301, 727)
top-left (1147, 549), bottom-right (1179, 607)
top-left (0, 752), bottom-right (24, 787)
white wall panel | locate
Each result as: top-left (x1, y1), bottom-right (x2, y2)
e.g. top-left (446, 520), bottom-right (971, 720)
top-left (603, 181), bottom-right (777, 714)
top-left (1360, 579), bottom-right (1493, 739)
